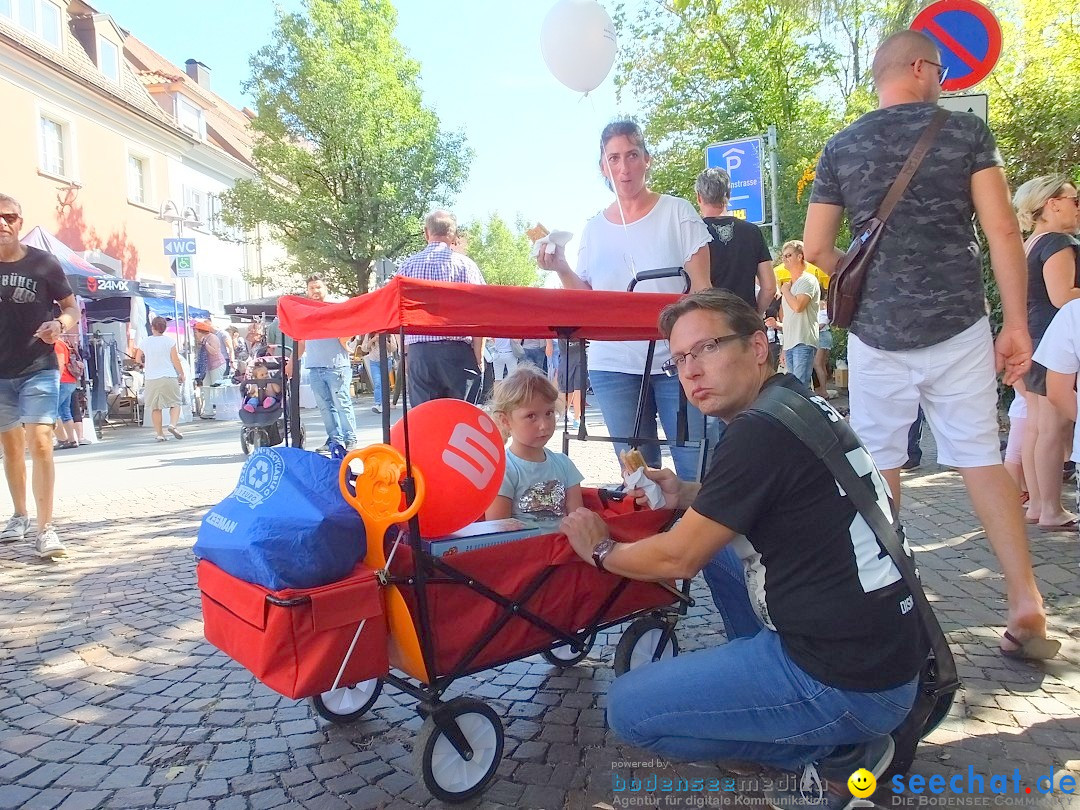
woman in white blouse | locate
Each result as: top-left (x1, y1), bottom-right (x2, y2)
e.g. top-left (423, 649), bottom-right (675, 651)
top-left (539, 120), bottom-right (711, 480)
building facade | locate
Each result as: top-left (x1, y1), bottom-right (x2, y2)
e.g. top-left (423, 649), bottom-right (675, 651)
top-left (0, 0), bottom-right (277, 318)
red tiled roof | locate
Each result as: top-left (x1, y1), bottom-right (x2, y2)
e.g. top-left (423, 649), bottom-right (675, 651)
top-left (123, 35), bottom-right (256, 166)
top-left (0, 13), bottom-right (175, 130)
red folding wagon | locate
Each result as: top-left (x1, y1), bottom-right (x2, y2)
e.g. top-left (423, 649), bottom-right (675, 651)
top-left (198, 272), bottom-right (708, 802)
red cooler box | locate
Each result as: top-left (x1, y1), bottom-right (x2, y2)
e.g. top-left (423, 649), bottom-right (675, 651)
top-left (197, 559), bottom-right (389, 699)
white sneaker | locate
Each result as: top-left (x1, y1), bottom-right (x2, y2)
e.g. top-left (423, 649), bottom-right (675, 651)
top-left (0, 514), bottom-right (30, 544)
top-left (35, 525), bottom-right (65, 559)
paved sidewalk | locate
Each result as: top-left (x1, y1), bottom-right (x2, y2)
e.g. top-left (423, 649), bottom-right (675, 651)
top-left (0, 401), bottom-right (1078, 810)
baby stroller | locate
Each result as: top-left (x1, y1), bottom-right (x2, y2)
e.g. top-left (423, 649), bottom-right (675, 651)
top-left (238, 353), bottom-right (305, 455)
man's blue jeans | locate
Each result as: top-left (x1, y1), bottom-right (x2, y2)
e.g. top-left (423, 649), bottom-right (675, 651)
top-left (589, 370), bottom-right (706, 481)
top-left (606, 545), bottom-right (918, 770)
top-left (308, 365), bottom-right (357, 445)
top-left (784, 343), bottom-right (816, 387)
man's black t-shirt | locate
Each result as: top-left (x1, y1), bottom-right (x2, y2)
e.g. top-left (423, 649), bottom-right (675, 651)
top-left (703, 216), bottom-right (771, 308)
top-left (692, 374), bottom-right (924, 691)
top-left (0, 247), bottom-right (73, 379)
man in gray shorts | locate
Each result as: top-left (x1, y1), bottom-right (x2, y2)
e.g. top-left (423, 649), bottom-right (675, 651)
top-left (0, 194), bottom-right (81, 558)
top-left (803, 31), bottom-right (1056, 661)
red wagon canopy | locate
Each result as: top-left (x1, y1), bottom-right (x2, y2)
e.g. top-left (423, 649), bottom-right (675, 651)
top-left (277, 277), bottom-right (683, 342)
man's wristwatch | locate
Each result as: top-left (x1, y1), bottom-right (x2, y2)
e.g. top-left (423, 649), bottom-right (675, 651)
top-left (592, 537), bottom-right (616, 572)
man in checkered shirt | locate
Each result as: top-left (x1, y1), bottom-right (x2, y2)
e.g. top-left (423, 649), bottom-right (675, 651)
top-left (396, 210), bottom-right (486, 405)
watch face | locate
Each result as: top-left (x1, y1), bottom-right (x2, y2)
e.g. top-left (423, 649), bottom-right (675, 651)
top-left (593, 538), bottom-right (615, 569)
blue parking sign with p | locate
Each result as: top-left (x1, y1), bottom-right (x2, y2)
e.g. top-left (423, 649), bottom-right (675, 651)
top-left (705, 137), bottom-right (765, 225)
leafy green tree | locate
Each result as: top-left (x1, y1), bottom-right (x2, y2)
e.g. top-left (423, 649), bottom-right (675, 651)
top-left (222, 0), bottom-right (472, 296)
top-left (988, 1), bottom-right (1080, 184)
top-left (464, 214), bottom-right (540, 287)
top-left (614, 0), bottom-right (840, 247)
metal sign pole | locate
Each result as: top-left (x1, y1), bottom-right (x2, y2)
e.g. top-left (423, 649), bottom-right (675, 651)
top-left (768, 125), bottom-right (781, 250)
top-left (182, 278), bottom-right (191, 356)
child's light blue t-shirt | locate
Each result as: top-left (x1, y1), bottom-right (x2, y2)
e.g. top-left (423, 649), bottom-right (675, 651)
top-left (499, 449), bottom-right (584, 522)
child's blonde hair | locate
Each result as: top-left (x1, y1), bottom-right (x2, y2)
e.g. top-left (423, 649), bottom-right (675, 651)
top-left (489, 364), bottom-right (563, 417)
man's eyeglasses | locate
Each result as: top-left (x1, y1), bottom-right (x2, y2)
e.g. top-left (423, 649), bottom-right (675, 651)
top-left (912, 58), bottom-right (949, 86)
top-left (0, 213), bottom-right (21, 225)
top-left (662, 334), bottom-right (748, 377)
top-left (1052, 195), bottom-right (1080, 208)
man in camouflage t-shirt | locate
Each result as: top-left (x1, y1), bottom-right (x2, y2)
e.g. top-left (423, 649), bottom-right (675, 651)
top-left (803, 30), bottom-right (1056, 662)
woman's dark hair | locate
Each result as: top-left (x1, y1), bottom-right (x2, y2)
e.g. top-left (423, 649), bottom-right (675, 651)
top-left (599, 119), bottom-right (649, 162)
top-left (151, 316), bottom-right (168, 334)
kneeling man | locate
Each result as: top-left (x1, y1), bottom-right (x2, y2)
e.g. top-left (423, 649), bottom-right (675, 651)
top-left (561, 290), bottom-right (923, 808)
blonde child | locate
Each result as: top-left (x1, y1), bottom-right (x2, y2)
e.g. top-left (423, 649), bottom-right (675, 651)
top-left (242, 362), bottom-right (281, 412)
top-left (486, 366), bottom-right (584, 523)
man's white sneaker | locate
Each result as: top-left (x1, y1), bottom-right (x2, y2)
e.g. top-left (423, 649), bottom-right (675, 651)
top-left (35, 526), bottom-right (65, 559)
top-left (0, 514), bottom-right (30, 544)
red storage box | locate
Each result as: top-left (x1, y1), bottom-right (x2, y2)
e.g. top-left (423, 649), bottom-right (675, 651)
top-left (197, 559), bottom-right (389, 699)
top-left (390, 496), bottom-right (679, 677)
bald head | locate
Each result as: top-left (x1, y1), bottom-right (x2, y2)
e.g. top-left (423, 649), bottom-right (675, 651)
top-left (873, 30), bottom-right (940, 88)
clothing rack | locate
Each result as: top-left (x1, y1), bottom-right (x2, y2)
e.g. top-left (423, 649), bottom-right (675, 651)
top-left (87, 332), bottom-right (141, 429)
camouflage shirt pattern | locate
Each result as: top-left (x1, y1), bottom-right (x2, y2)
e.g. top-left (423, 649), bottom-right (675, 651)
top-left (811, 102), bottom-right (1003, 351)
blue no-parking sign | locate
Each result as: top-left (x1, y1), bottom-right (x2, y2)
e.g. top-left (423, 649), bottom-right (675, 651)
top-left (705, 137), bottom-right (765, 225)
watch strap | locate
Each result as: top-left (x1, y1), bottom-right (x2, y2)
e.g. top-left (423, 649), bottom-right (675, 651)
top-left (592, 537), bottom-right (615, 572)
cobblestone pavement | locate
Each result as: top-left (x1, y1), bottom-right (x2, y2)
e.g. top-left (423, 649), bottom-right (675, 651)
top-left (1, 400), bottom-right (1078, 810)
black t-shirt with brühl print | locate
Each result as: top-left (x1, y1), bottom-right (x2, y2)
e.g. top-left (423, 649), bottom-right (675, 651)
top-left (0, 246), bottom-right (73, 379)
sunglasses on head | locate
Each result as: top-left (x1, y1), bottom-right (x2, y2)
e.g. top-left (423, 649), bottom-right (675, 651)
top-left (0, 213), bottom-right (21, 225)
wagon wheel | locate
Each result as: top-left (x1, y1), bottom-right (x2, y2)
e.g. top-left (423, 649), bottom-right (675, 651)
top-left (613, 616), bottom-right (679, 676)
top-left (310, 678), bottom-right (383, 724)
top-left (415, 697), bottom-right (504, 803)
top-left (541, 631), bottom-right (596, 668)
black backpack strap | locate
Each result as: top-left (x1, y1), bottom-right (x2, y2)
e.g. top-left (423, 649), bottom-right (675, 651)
top-left (747, 384), bottom-right (957, 695)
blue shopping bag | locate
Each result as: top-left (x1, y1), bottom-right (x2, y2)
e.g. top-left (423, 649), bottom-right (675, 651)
top-left (195, 447), bottom-right (366, 590)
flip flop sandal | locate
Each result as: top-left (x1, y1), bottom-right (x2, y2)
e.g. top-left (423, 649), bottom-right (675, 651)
top-left (168, 426), bottom-right (184, 440)
top-left (1037, 518), bottom-right (1080, 532)
top-left (155, 435), bottom-right (167, 442)
top-left (1000, 630), bottom-right (1061, 661)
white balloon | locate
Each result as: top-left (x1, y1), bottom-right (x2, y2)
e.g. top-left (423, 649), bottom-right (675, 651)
top-left (540, 0), bottom-right (618, 94)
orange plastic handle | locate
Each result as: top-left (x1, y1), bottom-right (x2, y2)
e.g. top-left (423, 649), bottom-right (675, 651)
top-left (337, 444), bottom-right (429, 682)
top-left (338, 446), bottom-right (425, 550)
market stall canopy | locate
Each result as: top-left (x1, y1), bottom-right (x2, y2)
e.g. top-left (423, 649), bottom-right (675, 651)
top-left (145, 297), bottom-right (211, 321)
top-left (277, 277), bottom-right (683, 342)
top-left (21, 226), bottom-right (107, 283)
top-left (20, 226), bottom-right (175, 299)
top-left (225, 295), bottom-right (281, 321)
top-left (84, 296), bottom-right (211, 324)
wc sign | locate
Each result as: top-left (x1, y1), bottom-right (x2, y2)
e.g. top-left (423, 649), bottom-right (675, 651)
top-left (705, 136), bottom-right (766, 224)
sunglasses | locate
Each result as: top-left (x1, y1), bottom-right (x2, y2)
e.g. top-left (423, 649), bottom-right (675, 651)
top-left (1052, 195), bottom-right (1080, 208)
top-left (912, 59), bottom-right (949, 86)
top-left (0, 213), bottom-right (21, 225)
